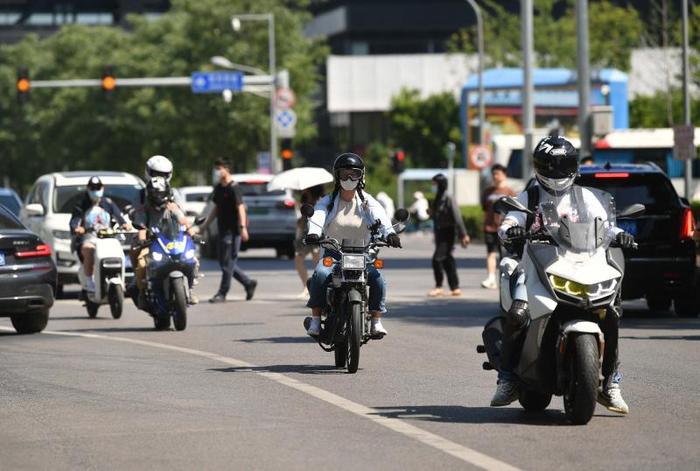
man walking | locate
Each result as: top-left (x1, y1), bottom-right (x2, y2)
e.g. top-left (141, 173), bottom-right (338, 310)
top-left (480, 164), bottom-right (515, 289)
top-left (200, 158), bottom-right (257, 303)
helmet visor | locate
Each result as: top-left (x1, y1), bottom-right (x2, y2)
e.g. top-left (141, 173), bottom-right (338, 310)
top-left (338, 168), bottom-right (363, 181)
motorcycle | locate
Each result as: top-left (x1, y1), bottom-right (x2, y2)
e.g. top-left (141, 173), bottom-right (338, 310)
top-left (477, 188), bottom-right (644, 424)
top-left (78, 227), bottom-right (136, 319)
top-left (133, 215), bottom-right (200, 331)
top-left (301, 204), bottom-right (408, 374)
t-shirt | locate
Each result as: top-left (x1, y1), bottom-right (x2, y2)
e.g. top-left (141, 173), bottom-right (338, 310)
top-left (212, 181), bottom-right (243, 235)
top-left (481, 185), bottom-right (516, 233)
top-left (84, 205), bottom-right (112, 232)
top-left (132, 201), bottom-right (185, 230)
top-left (325, 197), bottom-right (369, 243)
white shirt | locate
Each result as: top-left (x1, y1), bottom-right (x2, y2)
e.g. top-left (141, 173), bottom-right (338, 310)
top-left (326, 197), bottom-right (369, 243)
top-left (410, 197), bottom-right (430, 222)
top-left (308, 191), bottom-right (394, 239)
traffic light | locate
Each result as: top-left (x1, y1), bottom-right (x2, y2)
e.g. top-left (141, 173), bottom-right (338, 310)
top-left (392, 149), bottom-right (405, 174)
top-left (102, 65), bottom-right (116, 97)
top-left (16, 67), bottom-right (30, 103)
top-left (281, 138), bottom-right (293, 171)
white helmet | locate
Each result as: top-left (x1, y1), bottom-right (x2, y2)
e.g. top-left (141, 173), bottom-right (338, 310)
top-left (145, 155), bottom-right (173, 183)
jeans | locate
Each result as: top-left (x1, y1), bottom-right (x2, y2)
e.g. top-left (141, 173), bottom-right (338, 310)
top-left (217, 232), bottom-right (251, 296)
top-left (306, 258), bottom-right (387, 313)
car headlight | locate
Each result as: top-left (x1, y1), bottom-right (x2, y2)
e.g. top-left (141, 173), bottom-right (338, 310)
top-left (52, 230), bottom-right (72, 240)
top-left (548, 274), bottom-right (617, 299)
top-left (342, 254), bottom-right (365, 270)
top-left (151, 251), bottom-right (163, 262)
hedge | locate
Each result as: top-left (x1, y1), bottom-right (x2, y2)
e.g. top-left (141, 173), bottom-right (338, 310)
top-left (459, 205), bottom-right (485, 240)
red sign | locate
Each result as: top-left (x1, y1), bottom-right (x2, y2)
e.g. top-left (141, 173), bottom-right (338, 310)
top-left (469, 145), bottom-right (493, 169)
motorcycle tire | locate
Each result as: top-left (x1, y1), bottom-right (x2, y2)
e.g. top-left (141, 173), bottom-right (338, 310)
top-left (86, 299), bottom-right (99, 318)
top-left (346, 303), bottom-right (362, 374)
top-left (154, 316), bottom-right (171, 330)
top-left (109, 284), bottom-right (124, 319)
top-left (334, 342), bottom-right (347, 368)
top-left (172, 278), bottom-right (188, 331)
top-left (519, 389), bottom-right (552, 411)
top-left (563, 334), bottom-right (599, 425)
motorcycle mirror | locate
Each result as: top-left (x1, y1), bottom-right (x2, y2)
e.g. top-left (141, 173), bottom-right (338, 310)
top-left (394, 208), bottom-right (409, 222)
top-left (194, 216), bottom-right (206, 226)
top-left (494, 196), bottom-right (532, 215)
top-left (301, 204), bottom-right (315, 218)
top-left (617, 203), bottom-right (645, 219)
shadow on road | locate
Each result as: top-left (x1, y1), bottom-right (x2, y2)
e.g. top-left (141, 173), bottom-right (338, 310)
top-left (389, 299), bottom-right (499, 328)
top-left (53, 326), bottom-right (157, 333)
top-left (239, 336), bottom-right (314, 344)
top-left (209, 364), bottom-right (346, 375)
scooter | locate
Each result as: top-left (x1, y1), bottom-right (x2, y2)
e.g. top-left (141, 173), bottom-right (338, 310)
top-left (477, 188), bottom-right (644, 424)
top-left (78, 227), bottom-right (136, 319)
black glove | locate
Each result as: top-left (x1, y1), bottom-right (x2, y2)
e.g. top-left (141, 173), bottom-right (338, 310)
top-left (616, 231), bottom-right (635, 249)
top-left (304, 233), bottom-right (320, 245)
top-left (386, 233), bottom-right (402, 248)
top-left (506, 226), bottom-right (526, 240)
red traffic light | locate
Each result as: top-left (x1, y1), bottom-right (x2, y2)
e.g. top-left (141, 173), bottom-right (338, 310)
top-left (281, 149), bottom-right (294, 160)
top-left (396, 150), bottom-right (405, 161)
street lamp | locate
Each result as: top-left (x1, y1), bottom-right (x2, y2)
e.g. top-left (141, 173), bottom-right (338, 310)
top-left (464, 0), bottom-right (485, 148)
top-left (210, 56), bottom-right (267, 76)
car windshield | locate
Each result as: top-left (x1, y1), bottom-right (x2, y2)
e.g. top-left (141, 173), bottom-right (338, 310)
top-left (0, 206), bottom-right (23, 229)
top-left (238, 182), bottom-right (284, 197)
top-left (185, 192), bottom-right (211, 202)
top-left (539, 186), bottom-right (616, 254)
top-left (0, 194), bottom-right (20, 215)
top-left (54, 184), bottom-right (143, 214)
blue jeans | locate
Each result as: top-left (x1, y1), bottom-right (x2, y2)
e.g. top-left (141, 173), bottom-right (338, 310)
top-left (217, 233), bottom-right (251, 296)
top-left (306, 258), bottom-right (387, 314)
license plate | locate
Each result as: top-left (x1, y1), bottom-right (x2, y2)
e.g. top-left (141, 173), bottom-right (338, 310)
top-left (617, 220), bottom-right (638, 237)
top-left (0, 253), bottom-right (4, 266)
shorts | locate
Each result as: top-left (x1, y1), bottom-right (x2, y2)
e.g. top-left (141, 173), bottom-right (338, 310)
top-left (484, 231), bottom-right (500, 254)
top-left (295, 237), bottom-right (319, 257)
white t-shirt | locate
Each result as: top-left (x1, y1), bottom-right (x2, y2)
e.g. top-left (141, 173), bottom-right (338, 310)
top-left (326, 197), bottom-right (369, 243)
top-left (410, 197), bottom-right (430, 222)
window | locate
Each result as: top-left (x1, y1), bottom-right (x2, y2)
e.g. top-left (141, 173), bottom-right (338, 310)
top-left (237, 182), bottom-right (284, 197)
top-left (0, 194), bottom-right (21, 216)
top-left (185, 192), bottom-right (211, 203)
top-left (53, 184), bottom-right (143, 214)
top-left (0, 206), bottom-right (23, 230)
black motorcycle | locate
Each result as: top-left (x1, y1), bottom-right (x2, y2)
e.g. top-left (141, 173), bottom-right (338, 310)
top-left (302, 205), bottom-right (408, 373)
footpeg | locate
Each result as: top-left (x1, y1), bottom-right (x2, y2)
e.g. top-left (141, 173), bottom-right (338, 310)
top-left (476, 344), bottom-right (486, 354)
top-left (482, 361), bottom-right (494, 371)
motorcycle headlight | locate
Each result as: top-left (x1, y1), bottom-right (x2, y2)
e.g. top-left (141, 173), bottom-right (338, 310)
top-left (549, 274), bottom-right (617, 299)
top-left (185, 249), bottom-right (195, 259)
top-left (342, 254), bottom-right (365, 270)
top-left (151, 251), bottom-right (163, 262)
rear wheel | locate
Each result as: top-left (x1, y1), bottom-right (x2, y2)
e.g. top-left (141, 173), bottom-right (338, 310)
top-left (563, 334), bottom-right (600, 425)
top-left (346, 303), bottom-right (362, 374)
top-left (86, 299), bottom-right (99, 318)
top-left (646, 293), bottom-right (672, 312)
top-left (519, 389), bottom-right (552, 411)
top-left (108, 284), bottom-right (124, 319)
top-left (11, 308), bottom-right (49, 334)
top-left (674, 294), bottom-right (698, 318)
top-left (172, 278), bottom-right (188, 331)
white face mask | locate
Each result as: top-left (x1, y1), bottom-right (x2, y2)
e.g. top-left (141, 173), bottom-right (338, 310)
top-left (340, 179), bottom-right (358, 191)
top-left (213, 169), bottom-right (224, 183)
top-left (431, 184), bottom-right (438, 194)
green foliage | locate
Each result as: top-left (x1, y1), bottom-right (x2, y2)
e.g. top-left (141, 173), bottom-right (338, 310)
top-left (387, 89), bottom-right (462, 168)
top-left (362, 142), bottom-right (397, 200)
top-left (630, 90), bottom-right (700, 128)
top-left (459, 205), bottom-right (485, 241)
top-left (0, 0), bottom-right (327, 191)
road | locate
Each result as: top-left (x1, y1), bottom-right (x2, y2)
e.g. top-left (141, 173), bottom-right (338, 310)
top-left (1, 234), bottom-right (699, 470)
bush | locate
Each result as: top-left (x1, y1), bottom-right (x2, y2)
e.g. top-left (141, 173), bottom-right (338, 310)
top-left (460, 205), bottom-right (485, 240)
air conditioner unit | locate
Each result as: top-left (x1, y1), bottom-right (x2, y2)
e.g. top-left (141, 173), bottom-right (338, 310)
top-left (591, 105), bottom-right (613, 136)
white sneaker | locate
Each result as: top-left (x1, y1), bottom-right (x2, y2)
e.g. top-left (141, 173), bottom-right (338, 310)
top-left (490, 380), bottom-right (519, 406)
top-left (481, 277), bottom-right (497, 289)
top-left (307, 317), bottom-right (321, 336)
top-left (371, 319), bottom-right (388, 337)
top-left (86, 276), bottom-right (96, 293)
top-left (597, 384), bottom-right (629, 415)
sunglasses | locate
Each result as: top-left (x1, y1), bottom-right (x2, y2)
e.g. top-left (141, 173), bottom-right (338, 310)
top-left (338, 168), bottom-right (363, 181)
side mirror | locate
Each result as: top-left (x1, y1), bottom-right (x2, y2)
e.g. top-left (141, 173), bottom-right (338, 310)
top-left (618, 204), bottom-right (645, 219)
top-left (494, 196), bottom-right (532, 215)
top-left (394, 208), bottom-right (409, 222)
top-left (194, 216), bottom-right (206, 226)
top-left (301, 203), bottom-right (315, 218)
top-left (25, 203), bottom-right (44, 217)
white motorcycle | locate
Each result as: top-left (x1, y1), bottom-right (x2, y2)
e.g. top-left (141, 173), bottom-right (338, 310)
top-left (477, 187), bottom-right (643, 424)
top-left (78, 228), bottom-right (135, 319)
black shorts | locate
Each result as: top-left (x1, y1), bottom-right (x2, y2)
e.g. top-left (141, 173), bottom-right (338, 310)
top-left (484, 231), bottom-right (500, 254)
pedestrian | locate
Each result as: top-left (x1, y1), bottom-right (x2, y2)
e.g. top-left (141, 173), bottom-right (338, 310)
top-left (294, 185), bottom-right (323, 298)
top-left (200, 158), bottom-right (257, 303)
top-left (410, 191), bottom-right (431, 231)
top-left (480, 164), bottom-right (516, 289)
top-left (428, 173), bottom-right (470, 297)
top-left (376, 191), bottom-right (395, 221)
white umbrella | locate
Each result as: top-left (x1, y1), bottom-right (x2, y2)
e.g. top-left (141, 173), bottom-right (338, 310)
top-left (267, 167), bottom-right (334, 191)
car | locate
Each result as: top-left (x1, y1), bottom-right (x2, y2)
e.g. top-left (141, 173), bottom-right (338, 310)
top-left (0, 188), bottom-right (22, 217)
top-left (577, 163), bottom-right (698, 317)
top-left (176, 185), bottom-right (213, 225)
top-left (0, 204), bottom-right (56, 334)
top-left (19, 171), bottom-right (145, 295)
top-left (201, 174), bottom-right (297, 259)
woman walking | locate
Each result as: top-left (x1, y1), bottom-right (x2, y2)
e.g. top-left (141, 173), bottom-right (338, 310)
top-left (294, 185), bottom-right (324, 297)
top-left (428, 173), bottom-right (470, 297)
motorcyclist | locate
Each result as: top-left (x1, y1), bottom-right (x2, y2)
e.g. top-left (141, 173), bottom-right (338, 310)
top-left (304, 153), bottom-right (401, 337)
top-left (70, 176), bottom-right (130, 293)
top-left (131, 176), bottom-right (198, 308)
top-left (491, 136), bottom-right (634, 414)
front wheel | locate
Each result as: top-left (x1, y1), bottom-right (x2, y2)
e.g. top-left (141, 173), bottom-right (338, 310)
top-left (86, 299), bottom-right (99, 318)
top-left (346, 303), bottom-right (362, 374)
top-left (171, 277), bottom-right (188, 331)
top-left (563, 334), bottom-right (600, 425)
top-left (108, 284), bottom-right (124, 319)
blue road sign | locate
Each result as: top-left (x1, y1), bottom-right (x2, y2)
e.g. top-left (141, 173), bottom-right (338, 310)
top-left (191, 71), bottom-right (243, 94)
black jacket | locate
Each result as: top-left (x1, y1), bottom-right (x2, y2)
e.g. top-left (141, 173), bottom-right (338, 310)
top-left (430, 193), bottom-right (467, 239)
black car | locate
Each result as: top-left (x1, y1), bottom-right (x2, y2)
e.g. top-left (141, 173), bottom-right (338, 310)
top-left (577, 163), bottom-right (698, 317)
top-left (0, 204), bottom-right (56, 333)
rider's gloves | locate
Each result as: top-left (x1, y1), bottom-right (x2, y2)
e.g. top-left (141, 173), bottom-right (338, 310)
top-left (304, 233), bottom-right (320, 245)
top-left (505, 226), bottom-right (526, 240)
top-left (616, 231), bottom-right (635, 249)
top-left (386, 233), bottom-right (402, 248)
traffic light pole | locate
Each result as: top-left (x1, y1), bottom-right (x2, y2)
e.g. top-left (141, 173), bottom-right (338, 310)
top-left (26, 75), bottom-right (273, 92)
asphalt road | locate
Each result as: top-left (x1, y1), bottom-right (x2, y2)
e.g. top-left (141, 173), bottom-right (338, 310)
top-left (1, 233), bottom-right (699, 470)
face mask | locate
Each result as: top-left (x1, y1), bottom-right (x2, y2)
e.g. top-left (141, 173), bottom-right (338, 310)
top-left (431, 185), bottom-right (438, 194)
top-left (89, 189), bottom-right (103, 202)
top-left (213, 169), bottom-right (223, 182)
top-left (340, 179), bottom-right (358, 191)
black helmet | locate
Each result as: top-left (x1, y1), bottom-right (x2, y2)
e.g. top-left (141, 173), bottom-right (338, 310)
top-left (333, 153), bottom-right (365, 184)
top-left (146, 176), bottom-right (171, 209)
top-left (87, 176), bottom-right (104, 191)
top-left (533, 136), bottom-right (579, 193)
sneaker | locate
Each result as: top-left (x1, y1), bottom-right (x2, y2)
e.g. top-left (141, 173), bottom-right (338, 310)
top-left (490, 380), bottom-right (519, 406)
top-left (245, 280), bottom-right (258, 301)
top-left (371, 318), bottom-right (388, 337)
top-left (189, 293), bottom-right (199, 305)
top-left (209, 293), bottom-right (226, 303)
top-left (428, 288), bottom-right (445, 297)
top-left (597, 384), bottom-right (629, 415)
top-left (86, 276), bottom-right (96, 293)
top-left (481, 278), bottom-right (498, 289)
top-left (307, 316), bottom-right (321, 336)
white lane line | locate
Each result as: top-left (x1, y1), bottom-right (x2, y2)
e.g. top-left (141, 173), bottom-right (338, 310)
top-left (0, 326), bottom-right (519, 471)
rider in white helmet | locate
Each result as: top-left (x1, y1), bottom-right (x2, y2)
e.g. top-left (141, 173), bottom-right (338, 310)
top-left (145, 155), bottom-right (173, 183)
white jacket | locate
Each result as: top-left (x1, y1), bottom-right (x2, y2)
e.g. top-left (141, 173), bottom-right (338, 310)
top-left (308, 191), bottom-right (395, 239)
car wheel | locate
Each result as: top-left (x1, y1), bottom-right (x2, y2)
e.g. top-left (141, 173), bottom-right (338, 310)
top-left (646, 293), bottom-right (672, 313)
top-left (674, 295), bottom-right (698, 318)
top-left (11, 308), bottom-right (49, 334)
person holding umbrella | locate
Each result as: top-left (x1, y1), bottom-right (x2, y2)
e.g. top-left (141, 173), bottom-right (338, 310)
top-left (294, 185), bottom-right (324, 297)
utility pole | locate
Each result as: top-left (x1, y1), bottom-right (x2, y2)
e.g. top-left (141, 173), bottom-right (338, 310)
top-left (682, 0), bottom-right (693, 198)
top-left (576, 0), bottom-right (591, 159)
top-left (521, 0), bottom-right (534, 179)
top-left (465, 0), bottom-right (485, 146)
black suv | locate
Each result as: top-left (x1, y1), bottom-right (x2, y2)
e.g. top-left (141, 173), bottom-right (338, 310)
top-left (577, 163), bottom-right (698, 317)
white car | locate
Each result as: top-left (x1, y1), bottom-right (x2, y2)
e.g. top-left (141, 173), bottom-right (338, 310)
top-left (20, 171), bottom-right (145, 295)
top-left (175, 185), bottom-right (214, 225)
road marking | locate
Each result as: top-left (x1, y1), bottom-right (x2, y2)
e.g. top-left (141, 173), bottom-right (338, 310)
top-left (0, 327), bottom-right (519, 471)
